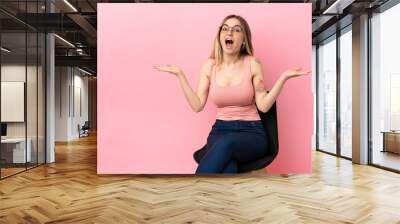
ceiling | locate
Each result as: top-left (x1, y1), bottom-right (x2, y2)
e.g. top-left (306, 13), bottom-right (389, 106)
top-left (0, 0), bottom-right (392, 75)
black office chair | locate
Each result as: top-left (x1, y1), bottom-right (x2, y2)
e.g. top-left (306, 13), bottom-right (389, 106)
top-left (79, 121), bottom-right (90, 138)
top-left (193, 102), bottom-right (279, 173)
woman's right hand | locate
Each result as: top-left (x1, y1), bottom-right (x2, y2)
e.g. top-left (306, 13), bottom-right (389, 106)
top-left (153, 64), bottom-right (183, 77)
top-left (153, 59), bottom-right (213, 113)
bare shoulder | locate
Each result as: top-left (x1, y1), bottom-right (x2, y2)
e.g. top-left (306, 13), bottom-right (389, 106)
top-left (248, 56), bottom-right (263, 75)
top-left (248, 56), bottom-right (262, 67)
top-left (203, 58), bottom-right (215, 68)
top-left (201, 58), bottom-right (216, 78)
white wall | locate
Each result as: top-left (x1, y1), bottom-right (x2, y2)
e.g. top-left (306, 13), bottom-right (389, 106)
top-left (55, 66), bottom-right (70, 141)
top-left (55, 67), bottom-right (89, 141)
top-left (73, 73), bottom-right (89, 138)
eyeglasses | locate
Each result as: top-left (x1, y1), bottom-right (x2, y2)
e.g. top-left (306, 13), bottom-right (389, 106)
top-left (220, 24), bottom-right (243, 33)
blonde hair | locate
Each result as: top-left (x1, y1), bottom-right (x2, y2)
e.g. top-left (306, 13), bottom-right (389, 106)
top-left (209, 14), bottom-right (254, 65)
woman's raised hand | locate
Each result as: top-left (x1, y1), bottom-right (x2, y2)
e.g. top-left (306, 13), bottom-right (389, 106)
top-left (153, 64), bottom-right (183, 77)
top-left (282, 67), bottom-right (311, 80)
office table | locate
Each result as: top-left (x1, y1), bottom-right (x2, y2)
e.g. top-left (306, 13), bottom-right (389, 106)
top-left (381, 131), bottom-right (400, 154)
top-left (1, 138), bottom-right (32, 164)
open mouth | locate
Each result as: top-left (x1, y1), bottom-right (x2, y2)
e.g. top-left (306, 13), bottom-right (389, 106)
top-left (225, 39), bottom-right (234, 48)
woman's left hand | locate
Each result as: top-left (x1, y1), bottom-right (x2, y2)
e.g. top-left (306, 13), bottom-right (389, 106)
top-left (282, 68), bottom-right (311, 80)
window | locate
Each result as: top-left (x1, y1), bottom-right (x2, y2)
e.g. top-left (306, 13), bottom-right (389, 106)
top-left (339, 26), bottom-right (352, 158)
top-left (317, 35), bottom-right (337, 154)
top-left (370, 2), bottom-right (400, 171)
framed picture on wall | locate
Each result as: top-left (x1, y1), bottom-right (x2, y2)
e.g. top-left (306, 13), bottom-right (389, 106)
top-left (1, 81), bottom-right (25, 122)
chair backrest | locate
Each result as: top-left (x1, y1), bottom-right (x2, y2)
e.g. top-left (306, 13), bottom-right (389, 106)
top-left (237, 102), bottom-right (279, 172)
top-left (258, 102), bottom-right (279, 158)
top-left (82, 121), bottom-right (90, 129)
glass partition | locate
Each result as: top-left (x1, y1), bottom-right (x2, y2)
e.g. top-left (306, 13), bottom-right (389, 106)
top-left (339, 26), bottom-right (352, 158)
top-left (1, 31), bottom-right (28, 177)
top-left (371, 3), bottom-right (400, 171)
top-left (0, 1), bottom-right (46, 179)
top-left (317, 35), bottom-right (337, 154)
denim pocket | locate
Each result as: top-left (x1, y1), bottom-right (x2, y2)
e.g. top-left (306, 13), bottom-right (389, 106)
top-left (248, 121), bottom-right (263, 128)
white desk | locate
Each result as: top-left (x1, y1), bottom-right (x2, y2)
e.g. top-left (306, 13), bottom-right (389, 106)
top-left (1, 138), bottom-right (32, 163)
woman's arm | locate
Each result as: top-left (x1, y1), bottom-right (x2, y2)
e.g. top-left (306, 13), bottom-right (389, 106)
top-left (153, 59), bottom-right (214, 112)
top-left (176, 60), bottom-right (214, 112)
top-left (250, 57), bottom-right (310, 113)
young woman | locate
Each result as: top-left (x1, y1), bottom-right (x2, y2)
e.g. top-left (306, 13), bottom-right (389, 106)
top-left (154, 14), bottom-right (310, 174)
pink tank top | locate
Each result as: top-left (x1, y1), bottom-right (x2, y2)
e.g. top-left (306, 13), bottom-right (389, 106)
top-left (209, 55), bottom-right (261, 121)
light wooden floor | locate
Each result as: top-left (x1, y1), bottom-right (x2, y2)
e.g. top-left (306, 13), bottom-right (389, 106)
top-left (373, 150), bottom-right (400, 171)
top-left (0, 167), bottom-right (26, 178)
top-left (1, 134), bottom-right (400, 224)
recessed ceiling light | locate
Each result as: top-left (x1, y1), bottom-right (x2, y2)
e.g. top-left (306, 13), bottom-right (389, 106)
top-left (63, 0), bottom-right (78, 12)
top-left (1, 47), bottom-right (11, 53)
top-left (323, 0), bottom-right (354, 15)
top-left (54, 34), bottom-right (75, 48)
top-left (78, 67), bottom-right (93, 76)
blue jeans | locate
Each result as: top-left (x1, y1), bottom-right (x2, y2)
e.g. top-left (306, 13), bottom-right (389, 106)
top-left (195, 119), bottom-right (267, 174)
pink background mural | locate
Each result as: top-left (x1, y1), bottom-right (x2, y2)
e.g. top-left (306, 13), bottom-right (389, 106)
top-left (98, 3), bottom-right (312, 174)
